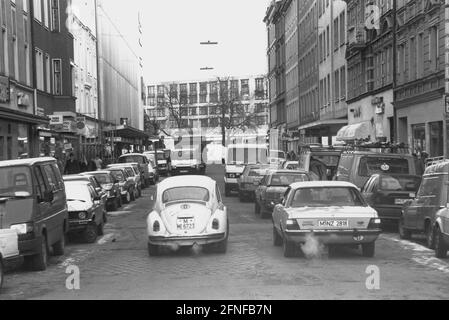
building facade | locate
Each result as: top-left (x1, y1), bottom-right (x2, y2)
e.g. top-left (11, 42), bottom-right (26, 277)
top-left (144, 75), bottom-right (269, 145)
top-left (264, 0), bottom-right (286, 152)
top-left (0, 0), bottom-right (47, 160)
top-left (395, 0), bottom-right (446, 157)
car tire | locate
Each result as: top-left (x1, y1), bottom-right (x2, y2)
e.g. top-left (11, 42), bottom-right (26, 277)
top-left (97, 221), bottom-right (105, 236)
top-left (425, 223), bottom-right (435, 249)
top-left (434, 226), bottom-right (448, 259)
top-left (52, 232), bottom-right (65, 256)
top-left (273, 226), bottom-right (282, 247)
top-left (83, 223), bottom-right (98, 244)
top-left (130, 189), bottom-right (136, 202)
top-left (110, 198), bottom-right (119, 212)
top-left (0, 258), bottom-right (3, 290)
top-left (225, 185), bottom-right (231, 197)
top-left (255, 202), bottom-right (261, 215)
top-left (283, 236), bottom-right (296, 258)
top-left (214, 239), bottom-right (228, 254)
top-left (398, 217), bottom-right (412, 240)
top-left (31, 235), bottom-right (48, 271)
top-left (362, 242), bottom-right (376, 258)
top-left (148, 243), bottom-right (160, 256)
top-left (124, 191), bottom-right (131, 204)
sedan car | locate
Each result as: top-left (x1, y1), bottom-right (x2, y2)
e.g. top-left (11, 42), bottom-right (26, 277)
top-left (237, 164), bottom-right (271, 202)
top-left (272, 181), bottom-right (381, 258)
top-left (82, 171), bottom-right (122, 211)
top-left (63, 174), bottom-right (107, 215)
top-left (0, 228), bottom-right (19, 290)
top-left (255, 170), bottom-right (312, 218)
top-left (107, 164), bottom-right (142, 199)
top-left (106, 168), bottom-right (134, 204)
top-left (361, 174), bottom-right (421, 223)
top-left (146, 176), bottom-right (228, 256)
top-left (64, 181), bottom-right (106, 243)
top-left (434, 208), bottom-right (449, 259)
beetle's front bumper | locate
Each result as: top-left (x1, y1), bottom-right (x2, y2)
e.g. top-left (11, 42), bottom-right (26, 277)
top-left (284, 229), bottom-right (381, 245)
top-left (148, 233), bottom-right (226, 247)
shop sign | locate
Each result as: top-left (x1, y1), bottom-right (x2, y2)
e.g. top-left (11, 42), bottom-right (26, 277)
top-left (37, 107), bottom-right (45, 117)
top-left (50, 115), bottom-right (64, 125)
top-left (62, 121), bottom-right (77, 133)
top-left (64, 143), bottom-right (73, 150)
top-left (0, 76), bottom-right (10, 103)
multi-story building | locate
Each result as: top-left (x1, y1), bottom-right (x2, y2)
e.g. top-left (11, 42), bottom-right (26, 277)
top-left (0, 0), bottom-right (46, 160)
top-left (144, 75), bottom-right (269, 144)
top-left (297, 0), bottom-right (320, 145)
top-left (96, 0), bottom-right (147, 157)
top-left (339, 0), bottom-right (395, 145)
top-left (315, 0), bottom-right (348, 145)
top-left (264, 0), bottom-right (286, 151)
top-left (31, 0), bottom-right (79, 159)
top-left (395, 0), bottom-right (446, 157)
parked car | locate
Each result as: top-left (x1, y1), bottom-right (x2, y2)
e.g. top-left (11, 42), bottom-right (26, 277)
top-left (64, 175), bottom-right (108, 213)
top-left (64, 180), bottom-right (106, 243)
top-left (82, 171), bottom-right (122, 211)
top-left (106, 168), bottom-right (134, 204)
top-left (0, 158), bottom-right (68, 271)
top-left (272, 181), bottom-right (381, 258)
top-left (107, 164), bottom-right (142, 199)
top-left (268, 150), bottom-right (286, 167)
top-left (400, 159), bottom-right (449, 248)
top-left (434, 208), bottom-right (449, 259)
top-left (237, 164), bottom-right (271, 202)
top-left (146, 175), bottom-right (228, 256)
top-left (361, 174), bottom-right (422, 223)
top-left (255, 170), bottom-right (313, 218)
top-left (335, 150), bottom-right (417, 188)
top-left (0, 228), bottom-right (19, 290)
top-left (144, 150), bottom-right (171, 176)
top-left (118, 153), bottom-right (151, 187)
top-left (148, 159), bottom-right (159, 184)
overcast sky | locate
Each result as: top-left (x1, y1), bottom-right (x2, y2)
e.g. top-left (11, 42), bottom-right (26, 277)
top-left (141, 0), bottom-right (270, 84)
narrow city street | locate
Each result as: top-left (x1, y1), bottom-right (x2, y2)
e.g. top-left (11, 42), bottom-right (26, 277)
top-left (0, 165), bottom-right (448, 300)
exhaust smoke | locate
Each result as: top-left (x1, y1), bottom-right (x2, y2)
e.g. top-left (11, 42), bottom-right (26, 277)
top-left (300, 233), bottom-right (325, 259)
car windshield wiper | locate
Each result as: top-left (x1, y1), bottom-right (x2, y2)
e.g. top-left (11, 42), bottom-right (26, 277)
top-left (67, 199), bottom-right (87, 203)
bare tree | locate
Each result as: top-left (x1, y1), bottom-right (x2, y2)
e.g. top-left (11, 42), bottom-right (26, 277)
top-left (163, 83), bottom-right (192, 130)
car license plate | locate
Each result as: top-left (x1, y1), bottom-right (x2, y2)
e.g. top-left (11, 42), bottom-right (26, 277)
top-left (318, 220), bottom-right (348, 228)
top-left (395, 199), bottom-right (407, 205)
top-left (177, 218), bottom-right (195, 231)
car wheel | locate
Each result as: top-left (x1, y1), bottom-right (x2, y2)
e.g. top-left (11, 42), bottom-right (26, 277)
top-left (0, 259), bottom-right (3, 289)
top-left (255, 202), bottom-right (261, 215)
top-left (97, 221), bottom-right (105, 236)
top-left (273, 226), bottom-right (282, 247)
top-left (283, 236), bottom-right (296, 258)
top-left (434, 226), bottom-right (448, 259)
top-left (148, 243), bottom-right (160, 256)
top-left (82, 223), bottom-right (98, 244)
top-left (52, 232), bottom-right (65, 256)
top-left (124, 191), bottom-right (131, 204)
top-left (398, 217), bottom-right (412, 240)
top-left (214, 238), bottom-right (228, 254)
top-left (425, 223), bottom-right (435, 249)
top-left (362, 242), bottom-right (376, 258)
top-left (31, 235), bottom-right (48, 271)
top-left (225, 185), bottom-right (231, 197)
top-left (110, 198), bottom-right (119, 212)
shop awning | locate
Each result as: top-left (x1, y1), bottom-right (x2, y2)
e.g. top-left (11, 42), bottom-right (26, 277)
top-left (0, 106), bottom-right (49, 125)
top-left (103, 125), bottom-right (149, 140)
top-left (336, 122), bottom-right (372, 141)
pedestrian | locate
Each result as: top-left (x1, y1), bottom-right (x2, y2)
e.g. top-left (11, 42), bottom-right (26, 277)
top-left (94, 155), bottom-right (103, 171)
top-left (64, 153), bottom-right (81, 175)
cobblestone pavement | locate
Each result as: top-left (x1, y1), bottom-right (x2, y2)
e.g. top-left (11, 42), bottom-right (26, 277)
top-left (1, 165), bottom-right (449, 300)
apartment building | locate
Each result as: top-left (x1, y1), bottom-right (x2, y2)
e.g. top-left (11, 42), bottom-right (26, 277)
top-left (144, 76), bottom-right (269, 142)
top-left (395, 0), bottom-right (446, 157)
top-left (264, 0), bottom-right (286, 151)
top-left (0, 0), bottom-right (46, 160)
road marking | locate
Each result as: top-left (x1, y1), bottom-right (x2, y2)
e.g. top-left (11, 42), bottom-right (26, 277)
top-left (97, 233), bottom-right (116, 245)
top-left (382, 234), bottom-right (449, 274)
top-left (107, 211), bottom-right (133, 217)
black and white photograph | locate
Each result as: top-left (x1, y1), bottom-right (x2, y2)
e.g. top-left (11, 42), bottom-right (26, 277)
top-left (0, 0), bottom-right (449, 304)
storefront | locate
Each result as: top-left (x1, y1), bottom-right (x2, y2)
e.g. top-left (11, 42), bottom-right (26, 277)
top-left (103, 124), bottom-right (149, 162)
top-left (396, 97), bottom-right (446, 157)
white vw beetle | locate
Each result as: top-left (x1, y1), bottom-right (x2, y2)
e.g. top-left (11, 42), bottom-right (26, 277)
top-left (147, 176), bottom-right (229, 256)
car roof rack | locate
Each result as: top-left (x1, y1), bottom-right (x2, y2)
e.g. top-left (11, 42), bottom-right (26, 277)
top-left (425, 156), bottom-right (447, 168)
top-left (339, 141), bottom-right (410, 154)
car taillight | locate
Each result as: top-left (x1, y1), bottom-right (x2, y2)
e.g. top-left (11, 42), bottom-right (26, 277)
top-left (153, 221), bottom-right (160, 232)
top-left (368, 218), bottom-right (381, 229)
top-left (286, 219), bottom-right (300, 231)
top-left (212, 219), bottom-right (219, 230)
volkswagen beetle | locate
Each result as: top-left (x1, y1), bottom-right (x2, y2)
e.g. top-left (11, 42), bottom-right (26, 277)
top-left (146, 176), bottom-right (228, 256)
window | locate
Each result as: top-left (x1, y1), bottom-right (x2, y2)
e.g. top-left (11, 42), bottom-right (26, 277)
top-left (339, 11), bottom-right (345, 46)
top-left (199, 82), bottom-right (207, 103)
top-left (45, 54), bottom-right (50, 92)
top-left (23, 0), bottom-right (28, 12)
top-left (189, 83), bottom-right (197, 104)
top-left (417, 33), bottom-right (423, 78)
top-left (340, 66), bottom-right (346, 99)
top-left (255, 78), bottom-right (265, 99)
top-left (50, 0), bottom-right (59, 31)
top-left (209, 82), bottom-right (218, 103)
top-left (43, 0), bottom-right (49, 27)
top-left (34, 166), bottom-right (46, 200)
top-left (11, 6), bottom-right (17, 37)
top-left (358, 157), bottom-right (411, 177)
top-left (35, 49), bottom-right (44, 90)
top-left (291, 187), bottom-right (364, 208)
top-left (409, 37), bottom-right (416, 80)
top-left (429, 26), bottom-right (438, 71)
top-left (52, 59), bottom-right (62, 95)
top-left (333, 17), bottom-right (339, 49)
top-left (33, 0), bottom-right (41, 22)
top-left (417, 176), bottom-right (445, 206)
top-left (241, 79), bottom-right (249, 98)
